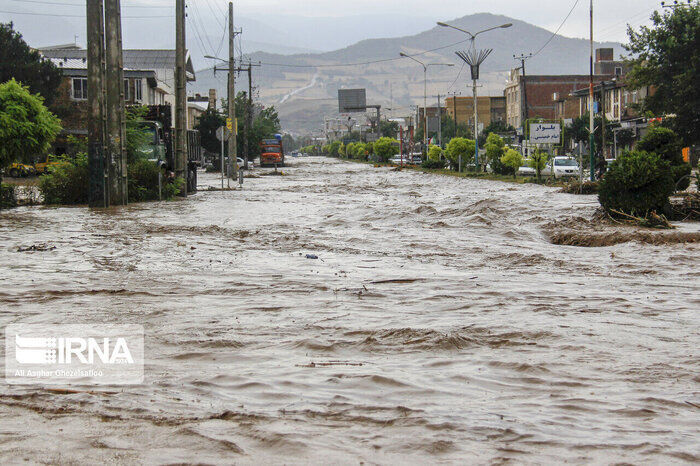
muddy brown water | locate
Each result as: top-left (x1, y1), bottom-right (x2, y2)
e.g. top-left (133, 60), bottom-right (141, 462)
top-left (1, 157), bottom-right (698, 464)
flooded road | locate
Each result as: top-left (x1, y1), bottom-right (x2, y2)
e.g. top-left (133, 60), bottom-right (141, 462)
top-left (1, 157), bottom-right (698, 464)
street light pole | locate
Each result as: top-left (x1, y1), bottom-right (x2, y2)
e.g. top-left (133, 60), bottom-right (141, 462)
top-left (399, 53), bottom-right (453, 156)
top-left (439, 21), bottom-right (512, 171)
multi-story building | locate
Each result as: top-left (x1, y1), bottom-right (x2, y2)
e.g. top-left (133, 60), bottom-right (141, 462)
top-left (505, 48), bottom-right (619, 129)
top-left (444, 96), bottom-right (506, 131)
top-left (41, 46), bottom-right (196, 135)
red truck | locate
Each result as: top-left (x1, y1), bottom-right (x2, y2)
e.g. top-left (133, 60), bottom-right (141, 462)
top-left (260, 135), bottom-right (285, 167)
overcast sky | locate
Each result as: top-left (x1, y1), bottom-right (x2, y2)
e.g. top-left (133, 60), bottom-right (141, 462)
top-left (0, 0), bottom-right (662, 44)
top-left (220, 0), bottom-right (659, 42)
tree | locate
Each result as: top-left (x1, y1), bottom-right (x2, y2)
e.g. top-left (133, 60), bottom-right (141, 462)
top-left (485, 133), bottom-right (508, 174)
top-left (440, 114), bottom-right (472, 143)
top-left (380, 120), bottom-right (399, 138)
top-left (373, 137), bottom-right (399, 163)
top-left (625, 5), bottom-right (700, 146)
top-left (637, 126), bottom-right (691, 191)
top-left (0, 23), bottom-right (63, 106)
top-left (529, 149), bottom-right (550, 183)
top-left (428, 145), bottom-right (443, 161)
top-left (194, 108), bottom-right (226, 154)
top-left (501, 148), bottom-right (523, 178)
top-left (445, 137), bottom-right (475, 171)
top-left (0, 79), bottom-right (61, 186)
top-left (223, 93), bottom-right (281, 160)
top-left (479, 121), bottom-right (515, 146)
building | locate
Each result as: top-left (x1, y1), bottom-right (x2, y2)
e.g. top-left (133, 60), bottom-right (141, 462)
top-left (187, 90), bottom-right (217, 130)
top-left (444, 96), bottom-right (506, 131)
top-left (505, 48), bottom-right (619, 129)
top-left (41, 47), bottom-right (196, 135)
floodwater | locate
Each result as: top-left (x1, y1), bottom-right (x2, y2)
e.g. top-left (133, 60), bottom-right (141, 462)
top-left (0, 157), bottom-right (698, 464)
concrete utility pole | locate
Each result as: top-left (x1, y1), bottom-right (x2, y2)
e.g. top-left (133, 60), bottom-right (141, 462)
top-left (228, 2), bottom-right (238, 180)
top-left (448, 91), bottom-right (460, 140)
top-left (514, 53), bottom-right (532, 122)
top-left (105, 0), bottom-right (127, 205)
top-left (437, 93), bottom-right (442, 148)
top-left (589, 0), bottom-right (596, 181)
top-left (175, 0), bottom-right (187, 196)
top-left (87, 0), bottom-right (107, 207)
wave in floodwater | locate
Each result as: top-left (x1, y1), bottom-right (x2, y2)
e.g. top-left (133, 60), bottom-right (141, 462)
top-left (0, 157), bottom-right (698, 464)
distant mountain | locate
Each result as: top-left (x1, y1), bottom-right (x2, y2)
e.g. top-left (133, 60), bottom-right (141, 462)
top-left (191, 13), bottom-right (623, 135)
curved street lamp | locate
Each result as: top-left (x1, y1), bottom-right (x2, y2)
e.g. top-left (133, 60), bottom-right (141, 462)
top-left (400, 52), bottom-right (454, 155)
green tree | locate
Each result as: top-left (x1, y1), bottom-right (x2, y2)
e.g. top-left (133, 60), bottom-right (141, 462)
top-left (428, 145), bottom-right (443, 161)
top-left (373, 137), bottom-right (399, 162)
top-left (445, 137), bottom-right (475, 171)
top-left (529, 149), bottom-right (550, 183)
top-left (194, 108), bottom-right (226, 154)
top-left (625, 5), bottom-right (700, 146)
top-left (440, 114), bottom-right (472, 143)
top-left (0, 78), bottom-right (61, 186)
top-left (484, 133), bottom-right (508, 174)
top-left (380, 120), bottom-right (399, 138)
top-left (501, 148), bottom-right (523, 178)
top-left (637, 126), bottom-right (691, 191)
top-left (0, 23), bottom-right (63, 106)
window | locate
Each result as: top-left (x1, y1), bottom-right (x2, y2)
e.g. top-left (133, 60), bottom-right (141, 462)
top-left (72, 78), bottom-right (87, 100)
top-left (134, 78), bottom-right (143, 102)
top-left (615, 66), bottom-right (623, 76)
top-left (123, 79), bottom-right (130, 101)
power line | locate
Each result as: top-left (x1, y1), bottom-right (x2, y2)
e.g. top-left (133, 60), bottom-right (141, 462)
top-left (0, 9), bottom-right (173, 18)
top-left (5, 0), bottom-right (172, 7)
top-left (532, 0), bottom-right (581, 57)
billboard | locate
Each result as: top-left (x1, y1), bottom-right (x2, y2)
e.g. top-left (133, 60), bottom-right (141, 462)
top-left (338, 88), bottom-right (367, 113)
top-left (529, 123), bottom-right (561, 144)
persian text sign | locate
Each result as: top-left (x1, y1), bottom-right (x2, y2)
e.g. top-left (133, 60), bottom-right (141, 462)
top-left (529, 123), bottom-right (561, 144)
top-left (5, 324), bottom-right (144, 385)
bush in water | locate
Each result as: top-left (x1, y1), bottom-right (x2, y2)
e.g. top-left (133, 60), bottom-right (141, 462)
top-left (598, 150), bottom-right (675, 216)
top-left (637, 126), bottom-right (691, 191)
top-left (0, 183), bottom-right (16, 208)
top-left (38, 153), bottom-right (88, 205)
top-left (421, 159), bottom-right (445, 169)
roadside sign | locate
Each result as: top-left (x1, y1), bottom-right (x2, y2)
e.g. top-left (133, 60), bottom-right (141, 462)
top-left (216, 126), bottom-right (230, 141)
top-left (529, 122), bottom-right (561, 145)
top-left (226, 118), bottom-right (233, 130)
top-left (338, 88), bottom-right (367, 113)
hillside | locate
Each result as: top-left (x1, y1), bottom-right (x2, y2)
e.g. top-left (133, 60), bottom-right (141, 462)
top-left (192, 13), bottom-right (623, 136)
top-left (189, 13), bottom-right (622, 137)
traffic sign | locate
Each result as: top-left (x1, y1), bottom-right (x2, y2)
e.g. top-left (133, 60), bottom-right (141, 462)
top-left (216, 126), bottom-right (230, 141)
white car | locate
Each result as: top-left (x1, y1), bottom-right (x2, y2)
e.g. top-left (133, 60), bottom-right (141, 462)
top-left (548, 156), bottom-right (580, 179)
top-left (518, 160), bottom-right (535, 176)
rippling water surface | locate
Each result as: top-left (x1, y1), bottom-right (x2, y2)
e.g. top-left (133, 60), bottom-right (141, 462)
top-left (1, 157), bottom-right (698, 464)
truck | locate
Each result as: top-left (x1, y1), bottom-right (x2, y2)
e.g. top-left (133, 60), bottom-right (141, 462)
top-left (137, 105), bottom-right (201, 193)
top-left (260, 134), bottom-right (284, 168)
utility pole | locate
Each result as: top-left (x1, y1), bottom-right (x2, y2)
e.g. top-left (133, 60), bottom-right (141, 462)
top-left (87, 0), bottom-right (107, 207)
top-left (513, 53), bottom-right (532, 123)
top-left (472, 78), bottom-right (478, 166)
top-left (448, 91), bottom-right (460, 140)
top-left (589, 0), bottom-right (596, 181)
top-left (175, 0), bottom-right (187, 196)
top-left (228, 2), bottom-right (238, 181)
top-left (104, 0), bottom-right (127, 205)
top-left (436, 93), bottom-right (442, 148)
top-left (600, 80), bottom-right (606, 160)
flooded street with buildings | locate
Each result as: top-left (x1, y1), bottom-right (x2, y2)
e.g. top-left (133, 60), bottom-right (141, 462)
top-left (1, 157), bottom-right (698, 464)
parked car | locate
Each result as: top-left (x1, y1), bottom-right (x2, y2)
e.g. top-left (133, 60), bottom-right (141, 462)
top-left (517, 160), bottom-right (535, 176)
top-left (389, 154), bottom-right (406, 165)
top-left (547, 156), bottom-right (580, 179)
top-left (6, 163), bottom-right (35, 178)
